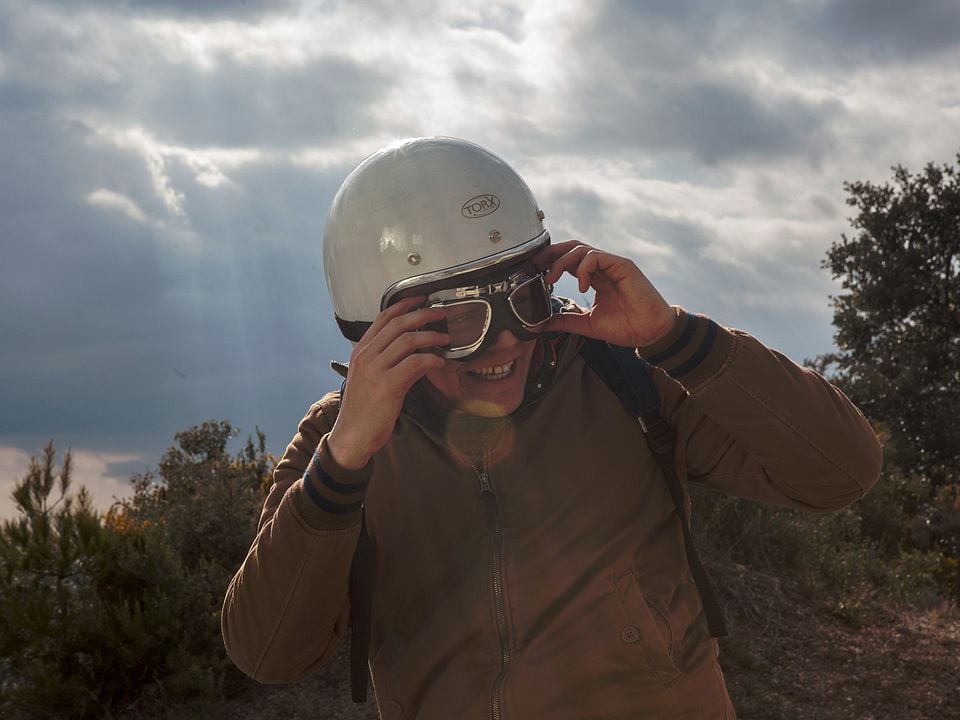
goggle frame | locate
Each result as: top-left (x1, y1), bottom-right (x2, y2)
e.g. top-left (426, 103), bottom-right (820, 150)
top-left (425, 270), bottom-right (554, 360)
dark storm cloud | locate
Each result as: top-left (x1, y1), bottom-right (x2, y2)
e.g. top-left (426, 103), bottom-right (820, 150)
top-left (0, 0), bottom-right (365, 469)
top-left (585, 0), bottom-right (960, 68)
top-left (0, 102), bottom-right (352, 466)
top-left (127, 57), bottom-right (389, 148)
top-left (633, 211), bottom-right (713, 255)
top-left (580, 0), bottom-right (740, 74)
top-left (542, 186), bottom-right (713, 256)
top-left (130, 156), bottom-right (356, 459)
top-left (796, 0), bottom-right (960, 64)
top-left (569, 75), bottom-right (841, 165)
top-left (552, 2), bottom-right (844, 165)
top-left (544, 187), bottom-right (609, 232)
top-left (553, 0), bottom-right (960, 165)
top-left (0, 4), bottom-right (390, 150)
top-left (0, 113), bottom-right (188, 438)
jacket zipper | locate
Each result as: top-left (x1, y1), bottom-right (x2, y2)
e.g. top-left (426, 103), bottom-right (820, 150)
top-left (477, 468), bottom-right (510, 720)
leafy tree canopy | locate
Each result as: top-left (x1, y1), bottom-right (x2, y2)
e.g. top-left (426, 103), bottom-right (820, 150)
top-left (120, 420), bottom-right (272, 572)
top-left (821, 154), bottom-right (960, 485)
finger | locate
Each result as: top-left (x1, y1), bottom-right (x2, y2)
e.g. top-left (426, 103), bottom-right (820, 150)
top-left (531, 240), bottom-right (584, 270)
top-left (343, 333), bottom-right (446, 406)
top-left (543, 247), bottom-right (585, 285)
top-left (576, 249), bottom-right (607, 294)
top-left (365, 305), bottom-right (447, 355)
top-left (380, 328), bottom-right (451, 368)
top-left (388, 351), bottom-right (447, 390)
top-left (544, 244), bottom-right (594, 285)
top-left (359, 296), bottom-right (427, 348)
top-left (545, 310), bottom-right (600, 339)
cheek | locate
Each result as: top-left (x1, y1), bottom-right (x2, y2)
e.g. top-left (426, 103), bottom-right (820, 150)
top-left (424, 363), bottom-right (465, 398)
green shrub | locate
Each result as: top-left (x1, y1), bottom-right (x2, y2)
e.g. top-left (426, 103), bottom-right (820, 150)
top-left (0, 425), bottom-right (272, 719)
top-left (0, 443), bottom-right (188, 718)
top-left (692, 476), bottom-right (952, 622)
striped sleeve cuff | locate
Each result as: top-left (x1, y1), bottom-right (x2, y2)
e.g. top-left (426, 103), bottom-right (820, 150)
top-left (637, 307), bottom-right (733, 389)
top-left (290, 434), bottom-right (372, 530)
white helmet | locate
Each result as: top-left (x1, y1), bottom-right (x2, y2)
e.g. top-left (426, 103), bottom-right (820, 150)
top-left (323, 137), bottom-right (549, 339)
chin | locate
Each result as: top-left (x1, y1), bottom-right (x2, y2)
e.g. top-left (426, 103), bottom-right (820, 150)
top-left (425, 336), bottom-right (537, 417)
top-left (460, 396), bottom-right (523, 418)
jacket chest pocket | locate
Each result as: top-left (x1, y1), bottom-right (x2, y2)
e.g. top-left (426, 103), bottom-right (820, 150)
top-left (611, 569), bottom-right (701, 687)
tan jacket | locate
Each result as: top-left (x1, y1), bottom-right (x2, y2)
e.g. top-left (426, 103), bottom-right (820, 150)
top-left (222, 310), bottom-right (882, 719)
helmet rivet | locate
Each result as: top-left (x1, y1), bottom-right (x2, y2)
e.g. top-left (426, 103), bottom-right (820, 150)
top-left (489, 230), bottom-right (502, 243)
top-left (407, 253), bottom-right (421, 265)
top-left (537, 210), bottom-right (545, 221)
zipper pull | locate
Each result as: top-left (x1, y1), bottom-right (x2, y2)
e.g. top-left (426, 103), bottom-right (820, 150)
top-left (478, 471), bottom-right (493, 498)
top-left (477, 471), bottom-right (499, 523)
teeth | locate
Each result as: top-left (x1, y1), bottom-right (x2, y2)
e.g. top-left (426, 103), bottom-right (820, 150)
top-left (476, 363), bottom-right (511, 375)
top-left (468, 360), bottom-right (516, 381)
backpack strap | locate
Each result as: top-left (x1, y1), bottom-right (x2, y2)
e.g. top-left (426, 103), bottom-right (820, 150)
top-left (349, 508), bottom-right (373, 702)
top-left (579, 338), bottom-right (728, 638)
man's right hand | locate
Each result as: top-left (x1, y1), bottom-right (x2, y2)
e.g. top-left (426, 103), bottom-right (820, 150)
top-left (327, 297), bottom-right (449, 470)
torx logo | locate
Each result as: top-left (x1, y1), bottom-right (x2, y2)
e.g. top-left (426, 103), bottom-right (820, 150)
top-left (461, 194), bottom-right (500, 218)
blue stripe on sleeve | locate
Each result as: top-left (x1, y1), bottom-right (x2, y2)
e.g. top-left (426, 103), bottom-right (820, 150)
top-left (644, 313), bottom-right (697, 365)
top-left (309, 452), bottom-right (370, 494)
top-left (303, 470), bottom-right (364, 514)
top-left (667, 320), bottom-right (718, 379)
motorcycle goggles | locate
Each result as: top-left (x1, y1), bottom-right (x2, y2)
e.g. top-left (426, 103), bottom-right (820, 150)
top-left (422, 269), bottom-right (554, 360)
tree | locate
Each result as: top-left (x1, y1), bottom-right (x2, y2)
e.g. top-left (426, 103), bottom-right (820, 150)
top-left (0, 424), bottom-right (273, 719)
top-left (119, 420), bottom-right (271, 573)
top-left (110, 420), bottom-right (273, 707)
top-left (820, 154), bottom-right (960, 486)
top-left (0, 442), bottom-right (191, 719)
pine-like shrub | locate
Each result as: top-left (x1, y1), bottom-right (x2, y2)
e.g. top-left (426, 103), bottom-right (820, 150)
top-left (0, 424), bottom-right (272, 719)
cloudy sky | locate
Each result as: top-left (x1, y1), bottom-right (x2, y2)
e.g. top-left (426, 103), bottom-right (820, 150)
top-left (2, 0), bottom-right (959, 519)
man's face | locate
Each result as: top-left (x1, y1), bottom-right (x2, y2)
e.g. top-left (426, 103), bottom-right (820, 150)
top-left (423, 329), bottom-right (538, 417)
top-left (393, 258), bottom-right (549, 417)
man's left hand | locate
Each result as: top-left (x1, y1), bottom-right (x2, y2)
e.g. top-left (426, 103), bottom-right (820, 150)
top-left (534, 240), bottom-right (678, 348)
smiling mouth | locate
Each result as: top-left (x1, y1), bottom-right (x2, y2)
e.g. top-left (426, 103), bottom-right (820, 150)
top-left (466, 359), bottom-right (517, 381)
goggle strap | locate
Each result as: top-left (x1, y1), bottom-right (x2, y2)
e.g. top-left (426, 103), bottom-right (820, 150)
top-left (336, 315), bottom-right (372, 342)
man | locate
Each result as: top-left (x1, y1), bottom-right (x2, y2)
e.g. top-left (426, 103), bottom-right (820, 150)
top-left (222, 137), bottom-right (882, 718)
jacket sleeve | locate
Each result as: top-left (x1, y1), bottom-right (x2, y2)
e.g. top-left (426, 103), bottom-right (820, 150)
top-left (221, 392), bottom-right (372, 682)
top-left (639, 308), bottom-right (883, 511)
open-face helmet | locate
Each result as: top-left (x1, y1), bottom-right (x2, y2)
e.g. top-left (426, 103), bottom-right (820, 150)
top-left (323, 137), bottom-right (552, 356)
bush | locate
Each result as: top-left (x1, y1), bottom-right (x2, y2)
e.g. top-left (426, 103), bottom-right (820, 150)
top-left (0, 442), bottom-right (185, 718)
top-left (0, 425), bottom-right (272, 719)
top-left (692, 471), bottom-right (953, 625)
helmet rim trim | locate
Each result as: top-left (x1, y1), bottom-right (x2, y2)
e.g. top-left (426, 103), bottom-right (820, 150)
top-left (380, 231), bottom-right (550, 310)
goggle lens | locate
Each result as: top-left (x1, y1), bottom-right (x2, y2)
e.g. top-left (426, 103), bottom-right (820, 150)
top-left (424, 272), bottom-right (553, 357)
top-left (423, 300), bottom-right (490, 349)
top-left (509, 275), bottom-right (552, 326)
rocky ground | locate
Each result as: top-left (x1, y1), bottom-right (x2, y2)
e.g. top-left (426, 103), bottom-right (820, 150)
top-left (218, 587), bottom-right (960, 720)
top-left (719, 596), bottom-right (960, 718)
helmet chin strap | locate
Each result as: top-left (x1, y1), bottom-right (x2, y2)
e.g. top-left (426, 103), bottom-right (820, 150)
top-left (335, 315), bottom-right (372, 343)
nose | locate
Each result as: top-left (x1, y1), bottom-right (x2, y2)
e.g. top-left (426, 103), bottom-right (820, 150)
top-left (486, 329), bottom-right (522, 351)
